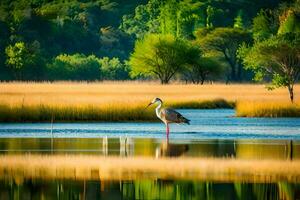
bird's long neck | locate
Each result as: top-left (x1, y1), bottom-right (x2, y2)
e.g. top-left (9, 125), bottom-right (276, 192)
top-left (155, 101), bottom-right (162, 119)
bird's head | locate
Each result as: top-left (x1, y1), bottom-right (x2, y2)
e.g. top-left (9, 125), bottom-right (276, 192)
top-left (146, 97), bottom-right (162, 108)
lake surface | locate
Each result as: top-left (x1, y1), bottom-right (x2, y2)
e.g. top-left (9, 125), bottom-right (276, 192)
top-left (1, 109), bottom-right (300, 140)
top-left (0, 109), bottom-right (300, 199)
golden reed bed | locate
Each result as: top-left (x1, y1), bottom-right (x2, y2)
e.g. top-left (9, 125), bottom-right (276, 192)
top-left (0, 82), bottom-right (297, 105)
top-left (0, 154), bottom-right (300, 183)
top-left (0, 82), bottom-right (299, 121)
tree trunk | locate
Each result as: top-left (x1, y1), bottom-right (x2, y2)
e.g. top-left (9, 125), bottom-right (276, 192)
top-left (231, 65), bottom-right (236, 81)
top-left (237, 63), bottom-right (243, 81)
top-left (160, 76), bottom-right (169, 84)
top-left (223, 51), bottom-right (236, 81)
top-left (200, 72), bottom-right (207, 85)
top-left (200, 75), bottom-right (205, 85)
top-left (288, 85), bottom-right (294, 103)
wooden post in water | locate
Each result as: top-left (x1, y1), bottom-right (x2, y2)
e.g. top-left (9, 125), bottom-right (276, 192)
top-left (103, 136), bottom-right (108, 156)
top-left (51, 114), bottom-right (54, 154)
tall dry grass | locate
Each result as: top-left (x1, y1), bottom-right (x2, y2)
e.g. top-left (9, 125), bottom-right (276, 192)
top-left (0, 82), bottom-right (299, 121)
top-left (236, 101), bottom-right (300, 117)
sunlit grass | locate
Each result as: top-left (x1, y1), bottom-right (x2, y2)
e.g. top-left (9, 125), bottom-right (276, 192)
top-left (236, 101), bottom-right (300, 117)
top-left (0, 99), bottom-right (234, 122)
top-left (0, 82), bottom-right (299, 121)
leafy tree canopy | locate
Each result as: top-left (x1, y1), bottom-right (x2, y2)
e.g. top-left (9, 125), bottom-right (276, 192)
top-left (130, 34), bottom-right (200, 84)
top-left (195, 27), bottom-right (252, 81)
top-left (239, 33), bottom-right (300, 102)
top-left (47, 53), bottom-right (102, 81)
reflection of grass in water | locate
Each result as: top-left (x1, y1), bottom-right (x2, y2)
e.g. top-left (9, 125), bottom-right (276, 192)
top-left (236, 101), bottom-right (300, 117)
top-left (1, 155), bottom-right (300, 182)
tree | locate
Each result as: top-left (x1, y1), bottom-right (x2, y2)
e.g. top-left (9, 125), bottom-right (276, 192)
top-left (100, 57), bottom-right (130, 80)
top-left (196, 27), bottom-right (252, 81)
top-left (120, 0), bottom-right (164, 39)
top-left (129, 34), bottom-right (197, 84)
top-left (252, 10), bottom-right (279, 41)
top-left (234, 10), bottom-right (245, 29)
top-left (5, 41), bottom-right (44, 80)
top-left (278, 7), bottom-right (300, 35)
top-left (183, 57), bottom-right (223, 84)
top-left (159, 0), bottom-right (202, 38)
top-left (121, 0), bottom-right (202, 39)
top-left (239, 34), bottom-right (300, 102)
top-left (47, 53), bottom-right (101, 81)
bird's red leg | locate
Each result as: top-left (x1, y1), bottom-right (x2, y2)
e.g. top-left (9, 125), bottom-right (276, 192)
top-left (166, 123), bottom-right (169, 140)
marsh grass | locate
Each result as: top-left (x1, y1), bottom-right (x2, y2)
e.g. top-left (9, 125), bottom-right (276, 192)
top-left (236, 101), bottom-right (300, 117)
top-left (0, 99), bottom-right (234, 122)
top-left (0, 82), bottom-right (299, 121)
top-left (0, 104), bottom-right (154, 122)
top-left (168, 98), bottom-right (234, 109)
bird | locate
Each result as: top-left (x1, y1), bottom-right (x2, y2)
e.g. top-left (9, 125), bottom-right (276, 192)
top-left (156, 141), bottom-right (189, 158)
top-left (146, 97), bottom-right (190, 139)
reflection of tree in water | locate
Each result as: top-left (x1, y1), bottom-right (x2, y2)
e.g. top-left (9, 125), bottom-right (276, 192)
top-left (1, 179), bottom-right (299, 199)
top-left (155, 140), bottom-right (189, 158)
top-left (1, 138), bottom-right (299, 160)
top-left (122, 181), bottom-right (299, 200)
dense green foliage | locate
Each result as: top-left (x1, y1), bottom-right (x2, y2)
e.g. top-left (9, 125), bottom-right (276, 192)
top-left (0, 0), bottom-right (298, 83)
top-left (239, 34), bottom-right (300, 102)
top-left (0, 0), bottom-right (139, 81)
top-left (130, 34), bottom-right (200, 84)
top-left (182, 56), bottom-right (224, 84)
top-left (196, 27), bottom-right (252, 81)
top-left (47, 54), bottom-right (102, 81)
top-left (238, 1), bottom-right (300, 102)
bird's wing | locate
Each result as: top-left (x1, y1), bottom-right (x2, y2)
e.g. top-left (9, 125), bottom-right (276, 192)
top-left (161, 108), bottom-right (190, 124)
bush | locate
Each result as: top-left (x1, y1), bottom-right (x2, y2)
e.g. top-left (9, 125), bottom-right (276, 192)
top-left (47, 53), bottom-right (102, 81)
top-left (100, 57), bottom-right (130, 80)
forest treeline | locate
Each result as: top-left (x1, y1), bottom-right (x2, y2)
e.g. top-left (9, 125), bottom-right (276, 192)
top-left (0, 0), bottom-right (299, 86)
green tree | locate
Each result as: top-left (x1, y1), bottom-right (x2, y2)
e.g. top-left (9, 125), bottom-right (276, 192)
top-left (47, 53), bottom-right (102, 81)
top-left (252, 10), bottom-right (279, 42)
top-left (239, 34), bottom-right (300, 102)
top-left (5, 41), bottom-right (44, 80)
top-left (183, 57), bottom-right (223, 84)
top-left (100, 57), bottom-right (129, 80)
top-left (278, 8), bottom-right (300, 35)
top-left (129, 34), bottom-right (197, 84)
top-left (159, 0), bottom-right (202, 38)
top-left (196, 27), bottom-right (252, 81)
top-left (234, 10), bottom-right (244, 29)
top-left (120, 0), bottom-right (164, 39)
top-left (121, 0), bottom-right (202, 39)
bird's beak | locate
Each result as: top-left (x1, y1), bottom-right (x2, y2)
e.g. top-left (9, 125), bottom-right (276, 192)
top-left (146, 102), bottom-right (152, 109)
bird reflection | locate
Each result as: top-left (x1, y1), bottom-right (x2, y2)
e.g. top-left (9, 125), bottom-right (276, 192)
top-left (156, 139), bottom-right (189, 158)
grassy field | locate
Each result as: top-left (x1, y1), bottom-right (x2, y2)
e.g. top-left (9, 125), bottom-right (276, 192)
top-left (0, 82), bottom-right (299, 121)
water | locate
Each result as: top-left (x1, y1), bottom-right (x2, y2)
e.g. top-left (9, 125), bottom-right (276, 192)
top-left (0, 109), bottom-right (300, 199)
top-left (1, 109), bottom-right (300, 139)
